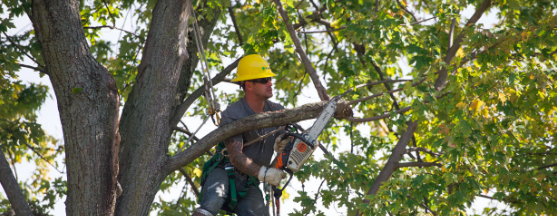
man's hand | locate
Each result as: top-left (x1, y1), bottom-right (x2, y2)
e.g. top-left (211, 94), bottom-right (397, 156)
top-left (274, 134), bottom-right (291, 153)
top-left (258, 166), bottom-right (286, 186)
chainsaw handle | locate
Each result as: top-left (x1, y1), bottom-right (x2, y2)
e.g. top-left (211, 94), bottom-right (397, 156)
top-left (283, 132), bottom-right (315, 149)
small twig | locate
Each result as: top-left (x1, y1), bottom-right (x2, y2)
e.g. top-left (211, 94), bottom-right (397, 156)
top-left (340, 79), bottom-right (414, 98)
top-left (19, 63), bottom-right (48, 75)
top-left (405, 147), bottom-right (444, 157)
top-left (292, 71), bottom-right (308, 99)
top-left (83, 26), bottom-right (144, 41)
top-left (24, 143), bottom-right (64, 174)
top-left (300, 27), bottom-right (346, 34)
top-left (395, 0), bottom-right (418, 22)
top-left (537, 163), bottom-right (557, 170)
top-left (228, 6), bottom-right (244, 46)
top-left (410, 17), bottom-right (437, 25)
top-left (2, 32), bottom-right (45, 70)
top-left (346, 106), bottom-right (411, 123)
top-left (178, 168), bottom-right (200, 198)
top-left (102, 0), bottom-right (116, 27)
top-left (173, 126), bottom-right (200, 142)
top-left (347, 78), bottom-right (424, 106)
top-left (396, 162), bottom-right (441, 168)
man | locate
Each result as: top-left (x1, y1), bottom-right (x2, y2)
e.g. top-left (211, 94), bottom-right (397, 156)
top-left (193, 54), bottom-right (289, 216)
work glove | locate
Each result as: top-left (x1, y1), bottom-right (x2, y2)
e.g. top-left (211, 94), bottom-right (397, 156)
top-left (274, 134), bottom-right (291, 153)
top-left (258, 166), bottom-right (286, 186)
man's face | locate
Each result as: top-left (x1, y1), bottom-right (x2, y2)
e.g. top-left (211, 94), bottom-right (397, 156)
top-left (247, 77), bottom-right (273, 99)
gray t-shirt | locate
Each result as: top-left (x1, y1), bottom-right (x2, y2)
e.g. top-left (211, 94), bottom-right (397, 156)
top-left (219, 97), bottom-right (284, 167)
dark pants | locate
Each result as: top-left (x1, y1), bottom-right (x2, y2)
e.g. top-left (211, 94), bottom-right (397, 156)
top-left (198, 167), bottom-right (269, 216)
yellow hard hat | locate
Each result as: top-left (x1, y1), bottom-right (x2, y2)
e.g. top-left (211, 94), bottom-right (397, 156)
top-left (231, 54), bottom-right (276, 82)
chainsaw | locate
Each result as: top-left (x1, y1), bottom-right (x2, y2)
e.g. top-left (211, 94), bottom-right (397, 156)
top-left (271, 96), bottom-right (340, 215)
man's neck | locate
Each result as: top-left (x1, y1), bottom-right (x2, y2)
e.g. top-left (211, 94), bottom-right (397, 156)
top-left (245, 95), bottom-right (265, 113)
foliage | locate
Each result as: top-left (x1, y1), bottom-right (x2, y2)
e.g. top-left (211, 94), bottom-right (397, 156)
top-left (1, 0), bottom-right (556, 215)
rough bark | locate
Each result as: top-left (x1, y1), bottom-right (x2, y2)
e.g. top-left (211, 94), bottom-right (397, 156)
top-left (166, 99), bottom-right (352, 173)
top-left (30, 0), bottom-right (120, 215)
top-left (0, 148), bottom-right (33, 216)
top-left (173, 2), bottom-right (222, 117)
top-left (116, 0), bottom-right (193, 215)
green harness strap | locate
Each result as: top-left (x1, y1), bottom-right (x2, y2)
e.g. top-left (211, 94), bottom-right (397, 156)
top-left (198, 142), bottom-right (260, 212)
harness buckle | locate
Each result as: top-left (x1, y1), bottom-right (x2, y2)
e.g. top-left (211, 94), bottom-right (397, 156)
top-left (224, 162), bottom-right (234, 172)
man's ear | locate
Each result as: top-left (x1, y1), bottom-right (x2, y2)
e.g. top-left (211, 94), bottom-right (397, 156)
top-left (244, 81), bottom-right (253, 92)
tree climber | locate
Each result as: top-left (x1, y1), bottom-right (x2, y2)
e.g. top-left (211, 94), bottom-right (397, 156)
top-left (193, 54), bottom-right (290, 216)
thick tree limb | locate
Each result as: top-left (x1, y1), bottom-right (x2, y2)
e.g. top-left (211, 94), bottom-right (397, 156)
top-left (396, 162), bottom-right (442, 168)
top-left (116, 0), bottom-right (193, 215)
top-left (273, 0), bottom-right (329, 101)
top-left (170, 58), bottom-right (240, 127)
top-left (0, 147), bottom-right (34, 216)
top-left (356, 121), bottom-right (418, 216)
top-left (178, 168), bottom-right (200, 198)
top-left (166, 100), bottom-right (349, 173)
top-left (434, 0), bottom-right (492, 91)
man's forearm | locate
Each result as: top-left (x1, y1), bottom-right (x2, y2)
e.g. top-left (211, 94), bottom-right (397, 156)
top-left (226, 138), bottom-right (262, 176)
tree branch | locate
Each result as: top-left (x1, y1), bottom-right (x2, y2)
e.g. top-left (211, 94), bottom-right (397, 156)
top-left (405, 147), bottom-right (443, 157)
top-left (0, 147), bottom-right (34, 216)
top-left (178, 168), bottom-right (200, 198)
top-left (345, 106), bottom-right (411, 123)
top-left (409, 17), bottom-right (437, 25)
top-left (347, 78), bottom-right (425, 106)
top-left (19, 63), bottom-right (48, 75)
top-left (537, 163), bottom-right (557, 170)
top-left (170, 58), bottom-right (241, 127)
top-left (2, 32), bottom-right (46, 70)
top-left (356, 121), bottom-right (418, 216)
top-left (227, 6), bottom-right (243, 46)
top-left (165, 99), bottom-right (349, 173)
top-left (396, 162), bottom-right (441, 168)
top-left (102, 0), bottom-right (117, 27)
top-left (434, 0), bottom-right (492, 91)
top-left (24, 143), bottom-right (64, 174)
top-left (83, 25), bottom-right (144, 41)
top-left (273, 0), bottom-right (329, 101)
top-left (395, 0), bottom-right (418, 22)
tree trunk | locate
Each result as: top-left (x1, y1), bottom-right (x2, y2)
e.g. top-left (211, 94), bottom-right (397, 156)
top-left (116, 0), bottom-right (193, 215)
top-left (30, 0), bottom-right (120, 215)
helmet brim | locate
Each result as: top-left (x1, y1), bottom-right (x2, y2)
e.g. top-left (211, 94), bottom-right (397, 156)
top-left (231, 70), bottom-right (277, 82)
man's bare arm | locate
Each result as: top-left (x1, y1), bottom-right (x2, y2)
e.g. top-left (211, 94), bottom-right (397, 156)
top-left (225, 137), bottom-right (262, 176)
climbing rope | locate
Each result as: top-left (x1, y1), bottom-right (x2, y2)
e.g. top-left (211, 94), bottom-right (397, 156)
top-left (191, 6), bottom-right (221, 126)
